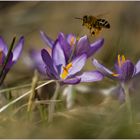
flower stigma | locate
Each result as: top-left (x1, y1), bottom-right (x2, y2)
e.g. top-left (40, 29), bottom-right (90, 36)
top-left (60, 63), bottom-right (72, 79)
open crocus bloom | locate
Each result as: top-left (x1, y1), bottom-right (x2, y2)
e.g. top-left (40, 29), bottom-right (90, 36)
top-left (30, 32), bottom-right (104, 76)
top-left (0, 36), bottom-right (24, 84)
top-left (41, 40), bottom-right (103, 85)
top-left (40, 31), bottom-right (104, 62)
top-left (93, 54), bottom-right (140, 82)
top-left (93, 55), bottom-right (140, 101)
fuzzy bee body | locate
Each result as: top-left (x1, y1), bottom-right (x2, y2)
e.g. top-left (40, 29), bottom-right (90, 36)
top-left (75, 15), bottom-right (110, 35)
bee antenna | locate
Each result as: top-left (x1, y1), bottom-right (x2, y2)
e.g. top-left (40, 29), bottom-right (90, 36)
top-left (74, 17), bottom-right (83, 20)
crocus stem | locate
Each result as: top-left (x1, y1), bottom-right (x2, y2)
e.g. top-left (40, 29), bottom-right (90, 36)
top-left (122, 83), bottom-right (133, 125)
top-left (48, 81), bottom-right (60, 123)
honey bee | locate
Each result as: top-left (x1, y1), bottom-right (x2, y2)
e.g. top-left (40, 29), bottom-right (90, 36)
top-left (75, 15), bottom-right (110, 35)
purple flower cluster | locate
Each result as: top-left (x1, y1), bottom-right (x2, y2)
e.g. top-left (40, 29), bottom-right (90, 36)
top-left (0, 30), bottom-right (139, 104)
top-left (30, 31), bottom-right (104, 84)
top-left (29, 31), bottom-right (140, 100)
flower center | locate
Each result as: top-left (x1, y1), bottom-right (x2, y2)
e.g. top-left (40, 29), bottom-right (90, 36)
top-left (112, 54), bottom-right (126, 77)
top-left (60, 63), bottom-right (72, 79)
top-left (118, 54), bottom-right (126, 68)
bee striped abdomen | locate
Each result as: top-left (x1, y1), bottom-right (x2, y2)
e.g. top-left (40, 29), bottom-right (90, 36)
top-left (97, 19), bottom-right (110, 28)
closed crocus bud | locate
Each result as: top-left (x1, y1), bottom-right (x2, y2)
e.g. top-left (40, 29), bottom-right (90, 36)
top-left (0, 36), bottom-right (24, 86)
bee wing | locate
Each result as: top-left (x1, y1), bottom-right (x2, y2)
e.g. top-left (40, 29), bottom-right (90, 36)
top-left (95, 11), bottom-right (110, 18)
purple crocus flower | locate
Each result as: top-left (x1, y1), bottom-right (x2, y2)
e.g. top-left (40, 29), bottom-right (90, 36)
top-left (30, 31), bottom-right (104, 76)
top-left (0, 36), bottom-right (24, 84)
top-left (40, 31), bottom-right (104, 62)
top-left (93, 54), bottom-right (140, 101)
top-left (41, 39), bottom-right (103, 85)
top-left (93, 54), bottom-right (140, 82)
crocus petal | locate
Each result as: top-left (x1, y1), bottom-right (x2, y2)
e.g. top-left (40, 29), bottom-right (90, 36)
top-left (66, 34), bottom-right (76, 46)
top-left (114, 63), bottom-right (122, 76)
top-left (12, 36), bottom-right (24, 62)
top-left (58, 32), bottom-right (72, 62)
top-left (135, 60), bottom-right (140, 75)
top-left (76, 35), bottom-right (90, 56)
top-left (121, 60), bottom-right (135, 81)
top-left (87, 38), bottom-right (104, 57)
top-left (77, 70), bottom-right (104, 82)
top-left (30, 49), bottom-right (46, 75)
top-left (62, 77), bottom-right (81, 85)
top-left (5, 52), bottom-right (14, 69)
top-left (68, 53), bottom-right (87, 76)
top-left (41, 49), bottom-right (58, 78)
top-left (0, 51), bottom-right (6, 65)
top-left (52, 40), bottom-right (66, 69)
top-left (93, 59), bottom-right (113, 76)
top-left (0, 36), bottom-right (8, 55)
top-left (40, 31), bottom-right (54, 48)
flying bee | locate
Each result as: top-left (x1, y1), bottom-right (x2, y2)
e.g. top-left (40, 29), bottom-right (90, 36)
top-left (75, 15), bottom-right (110, 36)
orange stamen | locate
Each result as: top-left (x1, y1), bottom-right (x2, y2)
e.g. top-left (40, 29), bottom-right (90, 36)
top-left (61, 63), bottom-right (72, 79)
top-left (66, 63), bottom-right (72, 69)
top-left (118, 54), bottom-right (121, 68)
top-left (70, 37), bottom-right (75, 47)
top-left (117, 54), bottom-right (126, 68)
top-left (122, 55), bottom-right (126, 64)
top-left (112, 73), bottom-right (119, 77)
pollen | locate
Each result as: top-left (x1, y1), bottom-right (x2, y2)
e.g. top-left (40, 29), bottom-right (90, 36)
top-left (122, 55), bottom-right (126, 63)
top-left (118, 54), bottom-right (126, 68)
top-left (112, 73), bottom-right (119, 77)
top-left (118, 54), bottom-right (121, 68)
top-left (70, 37), bottom-right (75, 47)
top-left (60, 63), bottom-right (72, 79)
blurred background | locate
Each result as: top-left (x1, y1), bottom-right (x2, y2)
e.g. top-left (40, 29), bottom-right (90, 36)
top-left (0, 1), bottom-right (140, 138)
top-left (0, 1), bottom-right (139, 83)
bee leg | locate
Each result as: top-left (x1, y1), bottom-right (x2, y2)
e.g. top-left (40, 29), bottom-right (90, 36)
top-left (94, 28), bottom-right (101, 35)
top-left (91, 31), bottom-right (95, 36)
top-left (89, 28), bottom-right (92, 34)
top-left (89, 27), bottom-right (94, 35)
top-left (90, 29), bottom-right (95, 36)
top-left (95, 29), bottom-right (99, 35)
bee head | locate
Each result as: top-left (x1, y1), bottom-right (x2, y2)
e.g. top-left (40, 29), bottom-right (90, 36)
top-left (83, 15), bottom-right (88, 23)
